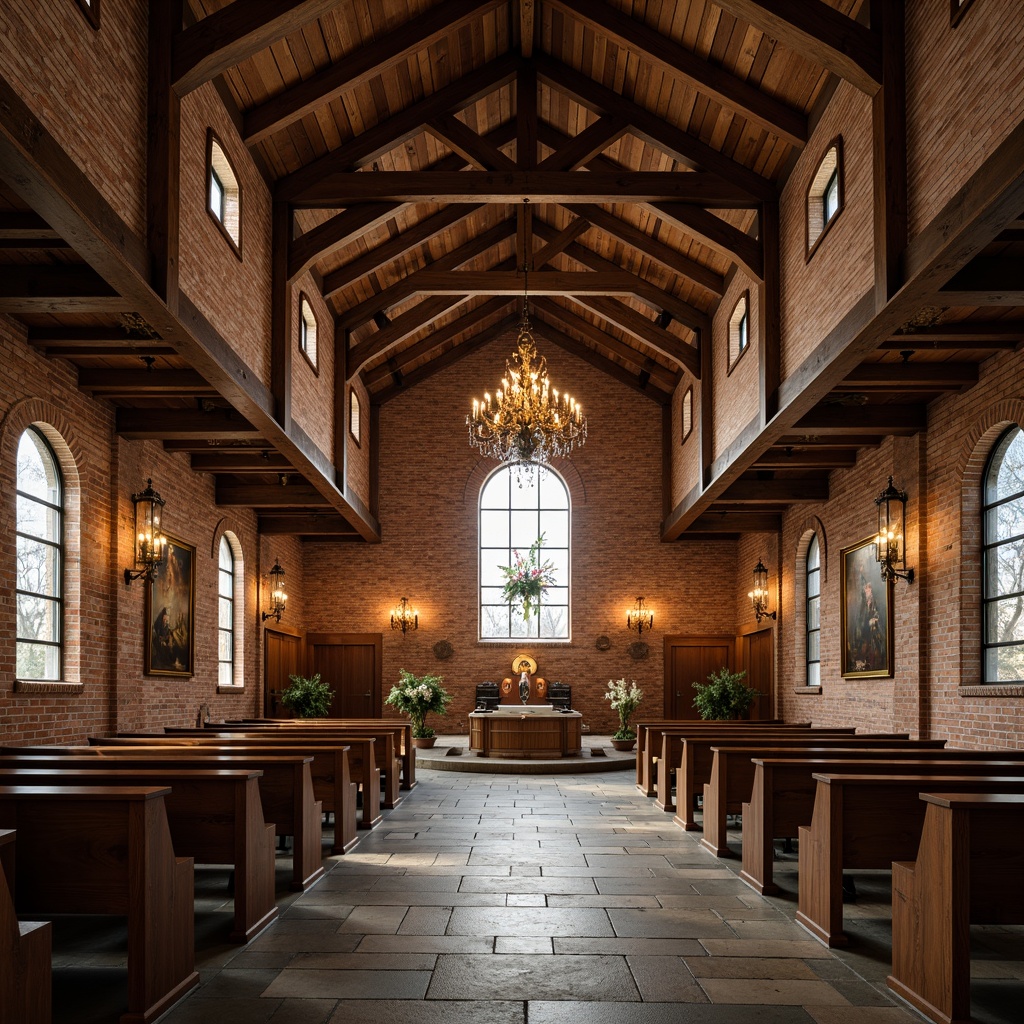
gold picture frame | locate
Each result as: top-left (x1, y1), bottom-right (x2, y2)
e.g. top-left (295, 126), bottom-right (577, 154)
top-left (840, 536), bottom-right (894, 679)
top-left (144, 535), bottom-right (195, 677)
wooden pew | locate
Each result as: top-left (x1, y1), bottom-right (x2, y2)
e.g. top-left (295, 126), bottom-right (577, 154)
top-left (220, 718), bottom-right (415, 792)
top-left (795, 772), bottom-right (1024, 947)
top-left (0, 765), bottom-right (277, 943)
top-left (738, 752), bottom-right (1024, 896)
top-left (699, 739), bottom-right (948, 854)
top-left (0, 784), bottom-right (199, 1024)
top-left (888, 792), bottom-right (1024, 1024)
top-left (93, 736), bottom-right (363, 845)
top-left (4, 748), bottom-right (326, 892)
top-left (656, 726), bottom-right (857, 816)
top-left (0, 829), bottom-right (50, 1024)
top-left (634, 719), bottom-right (792, 796)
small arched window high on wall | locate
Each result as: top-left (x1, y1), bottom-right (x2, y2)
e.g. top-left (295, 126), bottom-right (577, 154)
top-left (16, 427), bottom-right (63, 681)
top-left (218, 535), bottom-right (235, 687)
top-left (982, 426), bottom-right (1024, 683)
top-left (806, 534), bottom-right (821, 687)
top-left (479, 465), bottom-right (570, 641)
top-left (207, 132), bottom-right (241, 253)
top-left (299, 295), bottom-right (318, 370)
top-left (728, 292), bottom-right (750, 371)
top-left (806, 138), bottom-right (843, 258)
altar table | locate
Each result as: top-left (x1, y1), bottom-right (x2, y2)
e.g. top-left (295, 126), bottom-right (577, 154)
top-left (469, 708), bottom-right (582, 758)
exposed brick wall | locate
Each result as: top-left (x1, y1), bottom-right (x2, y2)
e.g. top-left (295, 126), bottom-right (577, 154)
top-left (779, 81), bottom-right (874, 380)
top-left (905, 0), bottom-right (1024, 240)
top-left (346, 374), bottom-right (371, 509)
top-left (179, 85), bottom-right (273, 387)
top-left (670, 375), bottom-right (700, 509)
top-left (302, 328), bottom-right (738, 734)
top-left (0, 0), bottom-right (148, 235)
top-left (290, 277), bottom-right (334, 458)
top-left (712, 272), bottom-right (760, 463)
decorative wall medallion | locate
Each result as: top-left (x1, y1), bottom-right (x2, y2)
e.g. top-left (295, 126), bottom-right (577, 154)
top-left (432, 639), bottom-right (454, 660)
top-left (595, 635), bottom-right (611, 651)
top-left (627, 640), bottom-right (649, 661)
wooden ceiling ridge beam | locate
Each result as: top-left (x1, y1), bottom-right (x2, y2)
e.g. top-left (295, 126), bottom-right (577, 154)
top-left (530, 316), bottom-right (672, 405)
top-left (243, 0), bottom-right (506, 146)
top-left (336, 218), bottom-right (516, 331)
top-left (711, 0), bottom-right (882, 95)
top-left (533, 55), bottom-right (776, 201)
top-left (519, 0), bottom-right (536, 59)
top-left (362, 298), bottom-right (513, 386)
top-left (529, 297), bottom-right (678, 386)
top-left (531, 218), bottom-right (711, 333)
top-left (172, 0), bottom-right (341, 96)
top-left (543, 0), bottom-right (807, 147)
top-left (275, 52), bottom-right (520, 202)
top-left (372, 314), bottom-right (517, 404)
top-left (288, 170), bottom-right (761, 208)
top-left (0, 76), bottom-right (379, 540)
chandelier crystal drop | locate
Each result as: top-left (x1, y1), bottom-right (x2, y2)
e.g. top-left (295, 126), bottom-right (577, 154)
top-left (467, 292), bottom-right (587, 470)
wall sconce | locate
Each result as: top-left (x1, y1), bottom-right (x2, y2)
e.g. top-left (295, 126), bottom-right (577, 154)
top-left (390, 597), bottom-right (418, 634)
top-left (123, 479), bottom-right (167, 585)
top-left (749, 558), bottom-right (777, 622)
top-left (261, 559), bottom-right (288, 621)
top-left (875, 476), bottom-right (915, 583)
top-left (626, 596), bottom-right (653, 636)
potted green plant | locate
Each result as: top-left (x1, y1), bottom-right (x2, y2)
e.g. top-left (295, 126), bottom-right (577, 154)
top-left (691, 667), bottom-right (759, 720)
top-left (385, 668), bottom-right (453, 747)
top-left (604, 677), bottom-right (643, 751)
top-left (279, 672), bottom-right (334, 718)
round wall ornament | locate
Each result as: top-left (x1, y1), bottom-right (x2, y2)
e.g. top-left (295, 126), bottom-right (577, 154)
top-left (511, 653), bottom-right (537, 676)
top-left (595, 635), bottom-right (611, 651)
top-left (432, 639), bottom-right (454, 660)
top-left (627, 640), bottom-right (649, 661)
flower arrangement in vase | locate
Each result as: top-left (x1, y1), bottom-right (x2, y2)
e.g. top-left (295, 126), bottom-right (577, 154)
top-left (498, 533), bottom-right (557, 620)
top-left (384, 668), bottom-right (453, 743)
top-left (604, 677), bottom-right (643, 749)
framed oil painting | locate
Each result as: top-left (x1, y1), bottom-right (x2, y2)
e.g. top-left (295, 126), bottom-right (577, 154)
top-left (840, 536), bottom-right (894, 678)
top-left (145, 535), bottom-right (195, 676)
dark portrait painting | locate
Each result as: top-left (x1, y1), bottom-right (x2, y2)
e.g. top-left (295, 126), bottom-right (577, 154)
top-left (840, 536), bottom-right (894, 679)
top-left (145, 535), bottom-right (195, 677)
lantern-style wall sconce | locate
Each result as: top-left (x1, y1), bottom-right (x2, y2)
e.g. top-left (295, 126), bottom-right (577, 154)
top-left (626, 596), bottom-right (653, 636)
top-left (875, 476), bottom-right (915, 584)
top-left (262, 559), bottom-right (288, 622)
top-left (749, 559), bottom-right (777, 623)
top-left (390, 597), bottom-right (418, 634)
top-left (123, 479), bottom-right (167, 585)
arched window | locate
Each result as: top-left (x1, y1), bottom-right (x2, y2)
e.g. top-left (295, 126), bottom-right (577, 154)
top-left (728, 292), bottom-right (750, 370)
top-left (208, 132), bottom-right (241, 253)
top-left (16, 427), bottom-right (63, 680)
top-left (982, 426), bottom-right (1024, 683)
top-left (217, 532), bottom-right (245, 688)
top-left (479, 465), bottom-right (569, 640)
top-left (299, 295), bottom-right (318, 370)
top-left (807, 138), bottom-right (843, 257)
top-left (806, 534), bottom-right (821, 686)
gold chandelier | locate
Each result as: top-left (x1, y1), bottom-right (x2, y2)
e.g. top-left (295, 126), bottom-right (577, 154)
top-left (467, 274), bottom-right (587, 467)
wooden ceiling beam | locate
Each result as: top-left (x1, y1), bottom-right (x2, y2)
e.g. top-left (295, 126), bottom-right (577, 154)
top-left (519, 0), bottom-right (536, 59)
top-left (161, 439), bottom-right (273, 453)
top-left (711, 0), bottom-right (882, 94)
top-left (217, 483), bottom-right (329, 507)
top-left (718, 478), bottom-right (830, 503)
top-left (881, 321), bottom-right (1024, 348)
top-left (115, 407), bottom-right (260, 440)
top-left (190, 452), bottom-right (294, 473)
top-left (939, 257), bottom-right (1024, 305)
top-left (0, 211), bottom-right (61, 239)
top-left (837, 362), bottom-right (979, 389)
top-left (530, 297), bottom-right (679, 386)
top-left (0, 265), bottom-right (133, 313)
top-left (336, 218), bottom-right (515, 331)
top-left (288, 170), bottom-right (761, 208)
top-left (258, 514), bottom-right (359, 536)
top-left (172, 0), bottom-right (340, 95)
top-left (535, 55), bottom-right (776, 201)
top-left (530, 216), bottom-right (591, 268)
top-left (752, 448), bottom-right (859, 469)
top-left (426, 114), bottom-right (517, 171)
top-left (793, 405), bottom-right (927, 435)
top-left (560, 202), bottom-right (725, 295)
top-left (536, 115), bottom-right (628, 171)
top-left (244, 0), bottom-right (505, 145)
top-left (543, 0), bottom-right (806, 147)
top-left (687, 512), bottom-right (783, 533)
top-left (362, 299), bottom-right (513, 385)
top-left (77, 368), bottom-right (217, 397)
top-left (566, 294), bottom-right (700, 377)
top-left (530, 317), bottom-right (671, 405)
top-left (276, 53), bottom-right (519, 201)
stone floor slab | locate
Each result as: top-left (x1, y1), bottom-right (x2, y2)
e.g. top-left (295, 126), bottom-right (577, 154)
top-left (262, 969), bottom-right (431, 999)
top-left (447, 906), bottom-right (614, 936)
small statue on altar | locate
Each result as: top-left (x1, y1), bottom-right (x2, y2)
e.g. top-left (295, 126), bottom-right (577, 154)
top-left (518, 670), bottom-right (530, 704)
top-left (500, 655), bottom-right (546, 705)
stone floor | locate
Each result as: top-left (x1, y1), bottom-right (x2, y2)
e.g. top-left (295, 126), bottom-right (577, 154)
top-left (48, 745), bottom-right (1024, 1024)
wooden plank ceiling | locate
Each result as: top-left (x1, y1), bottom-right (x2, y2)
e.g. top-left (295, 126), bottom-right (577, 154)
top-left (1, 0), bottom-right (1021, 541)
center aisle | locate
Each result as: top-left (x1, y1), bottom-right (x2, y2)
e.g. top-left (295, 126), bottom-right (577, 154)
top-left (160, 765), bottom-right (920, 1024)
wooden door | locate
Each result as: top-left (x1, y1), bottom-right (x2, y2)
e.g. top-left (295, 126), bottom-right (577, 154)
top-left (264, 627), bottom-right (304, 718)
top-left (306, 633), bottom-right (383, 718)
top-left (738, 627), bottom-right (774, 721)
top-left (663, 635), bottom-right (735, 719)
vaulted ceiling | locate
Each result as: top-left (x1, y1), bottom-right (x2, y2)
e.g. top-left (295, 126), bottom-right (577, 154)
top-left (1, 0), bottom-right (1021, 543)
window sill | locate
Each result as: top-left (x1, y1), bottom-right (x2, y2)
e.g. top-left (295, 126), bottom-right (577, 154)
top-left (13, 680), bottom-right (83, 695)
top-left (217, 685), bottom-right (245, 695)
top-left (477, 638), bottom-right (572, 646)
top-left (793, 686), bottom-right (822, 695)
top-left (958, 684), bottom-right (1024, 698)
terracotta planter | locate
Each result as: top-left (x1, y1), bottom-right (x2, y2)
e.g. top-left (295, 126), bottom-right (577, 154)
top-left (609, 738), bottom-right (635, 752)
top-left (412, 736), bottom-right (436, 749)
